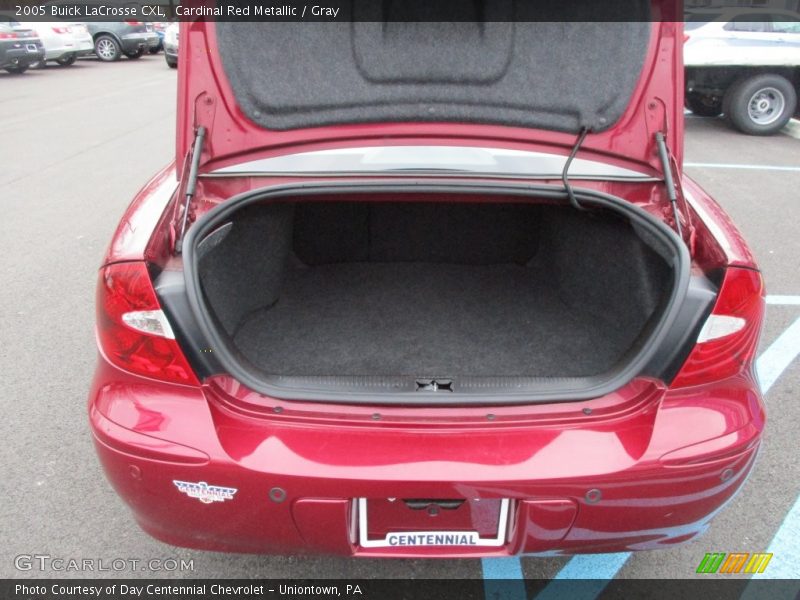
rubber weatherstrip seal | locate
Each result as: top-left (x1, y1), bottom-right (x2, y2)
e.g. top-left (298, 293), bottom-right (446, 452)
top-left (182, 181), bottom-right (690, 406)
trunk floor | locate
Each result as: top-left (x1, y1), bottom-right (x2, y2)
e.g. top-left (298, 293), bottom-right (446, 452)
top-left (233, 263), bottom-right (630, 378)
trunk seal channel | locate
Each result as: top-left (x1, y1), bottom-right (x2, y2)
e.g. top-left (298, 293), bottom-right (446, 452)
top-left (182, 181), bottom-right (690, 406)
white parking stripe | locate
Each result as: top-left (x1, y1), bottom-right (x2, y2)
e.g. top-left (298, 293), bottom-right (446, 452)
top-left (756, 316), bottom-right (800, 395)
top-left (766, 295), bottom-right (800, 306)
top-left (684, 162), bottom-right (800, 172)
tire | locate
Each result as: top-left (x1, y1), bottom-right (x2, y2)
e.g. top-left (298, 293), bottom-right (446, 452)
top-left (686, 92), bottom-right (722, 117)
top-left (56, 53), bottom-right (77, 67)
top-left (724, 74), bottom-right (797, 136)
top-left (4, 64), bottom-right (29, 74)
top-left (165, 55), bottom-right (177, 69)
top-left (95, 35), bottom-right (121, 62)
top-left (125, 48), bottom-right (145, 59)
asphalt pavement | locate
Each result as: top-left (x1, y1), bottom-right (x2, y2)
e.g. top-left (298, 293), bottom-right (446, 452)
top-left (0, 57), bottom-right (798, 583)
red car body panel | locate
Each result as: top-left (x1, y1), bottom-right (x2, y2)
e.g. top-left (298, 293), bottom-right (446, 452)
top-left (90, 347), bottom-right (762, 555)
top-left (91, 6), bottom-right (766, 556)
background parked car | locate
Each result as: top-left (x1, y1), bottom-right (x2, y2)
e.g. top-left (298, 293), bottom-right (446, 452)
top-left (144, 22), bottom-right (160, 54)
top-left (14, 21), bottom-right (93, 68)
top-left (684, 8), bottom-right (800, 134)
top-left (43, 1), bottom-right (160, 61)
top-left (163, 21), bottom-right (177, 68)
top-left (0, 20), bottom-right (44, 74)
top-left (150, 21), bottom-right (167, 54)
top-left (85, 20), bottom-right (160, 61)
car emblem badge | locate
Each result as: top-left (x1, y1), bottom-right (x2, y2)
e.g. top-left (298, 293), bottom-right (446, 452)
top-left (173, 480), bottom-right (237, 504)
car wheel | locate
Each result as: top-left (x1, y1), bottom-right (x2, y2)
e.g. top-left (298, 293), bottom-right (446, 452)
top-left (686, 92), bottom-right (722, 117)
top-left (4, 64), bottom-right (29, 74)
top-left (125, 48), bottom-right (145, 59)
top-left (165, 55), bottom-right (177, 69)
top-left (724, 74), bottom-right (797, 135)
top-left (56, 53), bottom-right (77, 66)
top-left (95, 35), bottom-right (121, 62)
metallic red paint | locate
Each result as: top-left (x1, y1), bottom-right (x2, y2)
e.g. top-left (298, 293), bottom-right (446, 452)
top-left (90, 144), bottom-right (765, 558)
top-left (89, 350), bottom-right (763, 555)
top-left (90, 6), bottom-right (766, 555)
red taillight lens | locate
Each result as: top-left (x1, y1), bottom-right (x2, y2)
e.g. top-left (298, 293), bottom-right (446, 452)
top-left (96, 262), bottom-right (198, 385)
top-left (672, 268), bottom-right (765, 388)
top-left (52, 26), bottom-right (71, 34)
top-left (124, 19), bottom-right (142, 25)
top-left (0, 32), bottom-right (18, 39)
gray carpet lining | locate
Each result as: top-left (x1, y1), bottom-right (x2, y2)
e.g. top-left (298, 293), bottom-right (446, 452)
top-left (233, 262), bottom-right (631, 378)
top-left (215, 5), bottom-right (651, 133)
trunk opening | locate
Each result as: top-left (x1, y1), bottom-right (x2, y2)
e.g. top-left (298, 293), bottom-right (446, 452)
top-left (182, 183), bottom-right (689, 405)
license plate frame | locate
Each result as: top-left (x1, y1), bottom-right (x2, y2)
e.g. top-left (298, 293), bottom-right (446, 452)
top-left (357, 498), bottom-right (509, 548)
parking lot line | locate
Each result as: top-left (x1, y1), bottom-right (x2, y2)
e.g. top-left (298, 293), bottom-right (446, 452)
top-left (527, 314), bottom-right (800, 599)
top-left (534, 553), bottom-right (631, 600)
top-left (481, 557), bottom-right (526, 599)
top-left (766, 295), bottom-right (800, 306)
top-left (750, 495), bottom-right (800, 580)
top-left (684, 162), bottom-right (800, 172)
top-left (741, 317), bottom-right (800, 593)
top-left (756, 316), bottom-right (800, 393)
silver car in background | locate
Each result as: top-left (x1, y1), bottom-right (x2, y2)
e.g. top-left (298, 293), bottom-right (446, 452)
top-left (44, 1), bottom-right (160, 61)
top-left (16, 21), bottom-right (93, 67)
top-left (163, 21), bottom-right (177, 68)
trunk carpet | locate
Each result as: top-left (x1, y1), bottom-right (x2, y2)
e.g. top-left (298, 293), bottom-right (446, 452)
top-left (233, 263), bottom-right (631, 378)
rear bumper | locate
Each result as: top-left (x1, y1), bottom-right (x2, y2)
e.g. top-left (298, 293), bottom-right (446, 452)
top-left (119, 34), bottom-right (156, 53)
top-left (88, 358), bottom-right (764, 556)
top-left (43, 36), bottom-right (94, 59)
top-left (2, 46), bottom-right (44, 67)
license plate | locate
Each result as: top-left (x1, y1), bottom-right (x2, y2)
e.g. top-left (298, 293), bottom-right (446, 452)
top-left (357, 498), bottom-right (509, 548)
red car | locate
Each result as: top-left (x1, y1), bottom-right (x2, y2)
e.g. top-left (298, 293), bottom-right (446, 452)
top-left (90, 6), bottom-right (766, 556)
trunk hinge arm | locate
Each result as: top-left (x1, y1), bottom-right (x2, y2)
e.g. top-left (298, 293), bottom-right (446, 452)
top-left (654, 131), bottom-right (687, 242)
top-left (174, 125), bottom-right (206, 254)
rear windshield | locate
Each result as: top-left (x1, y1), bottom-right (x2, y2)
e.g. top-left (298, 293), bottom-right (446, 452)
top-left (216, 1), bottom-right (651, 135)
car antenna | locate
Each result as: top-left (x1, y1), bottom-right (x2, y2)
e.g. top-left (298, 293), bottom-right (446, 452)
top-left (655, 131), bottom-right (684, 239)
top-left (175, 126), bottom-right (206, 254)
top-left (562, 126), bottom-right (590, 211)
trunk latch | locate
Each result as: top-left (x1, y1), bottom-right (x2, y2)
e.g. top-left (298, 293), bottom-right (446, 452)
top-left (416, 379), bottom-right (453, 392)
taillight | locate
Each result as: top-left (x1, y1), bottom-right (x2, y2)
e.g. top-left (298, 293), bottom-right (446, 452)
top-left (0, 32), bottom-right (18, 39)
top-left (124, 19), bottom-right (142, 25)
top-left (52, 26), bottom-right (71, 34)
top-left (672, 268), bottom-right (765, 388)
top-left (96, 262), bottom-right (198, 385)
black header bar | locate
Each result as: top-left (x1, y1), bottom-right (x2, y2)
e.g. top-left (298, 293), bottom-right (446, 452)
top-left (2, 0), bottom-right (798, 22)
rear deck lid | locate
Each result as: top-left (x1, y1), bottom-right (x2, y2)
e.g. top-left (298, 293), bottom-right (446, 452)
top-left (177, 0), bottom-right (683, 176)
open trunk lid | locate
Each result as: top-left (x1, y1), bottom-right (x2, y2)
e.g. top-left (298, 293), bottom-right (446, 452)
top-left (176, 1), bottom-right (684, 178)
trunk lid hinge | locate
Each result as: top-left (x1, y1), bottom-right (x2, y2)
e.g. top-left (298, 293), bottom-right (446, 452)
top-left (174, 125), bottom-right (206, 254)
top-left (655, 132), bottom-right (695, 250)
